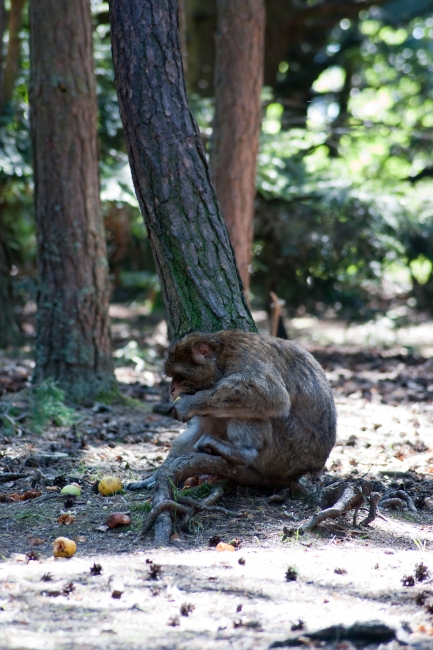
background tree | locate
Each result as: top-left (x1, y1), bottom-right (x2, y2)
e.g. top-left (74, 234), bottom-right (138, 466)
top-left (0, 0), bottom-right (26, 347)
top-left (108, 0), bottom-right (256, 340)
top-left (29, 0), bottom-right (116, 400)
top-left (210, 0), bottom-right (265, 294)
top-left (1, 0), bottom-right (26, 112)
top-left (3, 0), bottom-right (433, 337)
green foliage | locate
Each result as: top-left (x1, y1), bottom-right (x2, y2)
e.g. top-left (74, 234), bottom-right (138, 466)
top-left (29, 381), bottom-right (77, 433)
top-left (2, 0), bottom-right (433, 318)
top-left (0, 380), bottom-right (77, 436)
top-left (179, 483), bottom-right (214, 499)
top-left (130, 501), bottom-right (152, 514)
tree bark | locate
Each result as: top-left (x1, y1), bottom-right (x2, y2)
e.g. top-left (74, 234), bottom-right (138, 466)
top-left (2, 0), bottom-right (26, 111)
top-left (29, 0), bottom-right (116, 401)
top-left (210, 0), bottom-right (265, 294)
top-left (0, 0), bottom-right (23, 347)
top-left (108, 0), bottom-right (256, 340)
top-left (0, 0), bottom-right (5, 108)
top-left (0, 203), bottom-right (22, 347)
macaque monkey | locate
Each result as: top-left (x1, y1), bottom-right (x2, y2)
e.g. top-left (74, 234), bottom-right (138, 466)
top-left (127, 330), bottom-right (336, 491)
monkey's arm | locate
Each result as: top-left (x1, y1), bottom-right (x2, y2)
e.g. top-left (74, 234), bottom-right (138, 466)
top-left (125, 418), bottom-right (204, 491)
top-left (173, 370), bottom-right (290, 422)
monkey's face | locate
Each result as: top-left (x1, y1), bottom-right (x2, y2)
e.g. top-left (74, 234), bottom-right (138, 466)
top-left (164, 336), bottom-right (223, 399)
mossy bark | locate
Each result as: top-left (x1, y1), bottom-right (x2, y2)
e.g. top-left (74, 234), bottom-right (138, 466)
top-left (29, 0), bottom-right (116, 401)
top-left (108, 0), bottom-right (256, 340)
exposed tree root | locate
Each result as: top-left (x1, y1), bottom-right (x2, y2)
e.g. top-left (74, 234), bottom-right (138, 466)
top-left (283, 480), bottom-right (381, 536)
top-left (139, 454), bottom-right (411, 544)
top-left (139, 453), bottom-right (287, 546)
top-left (380, 498), bottom-right (404, 509)
top-left (300, 483), bottom-right (363, 533)
top-left (379, 489), bottom-right (417, 514)
top-left (359, 491), bottom-right (381, 527)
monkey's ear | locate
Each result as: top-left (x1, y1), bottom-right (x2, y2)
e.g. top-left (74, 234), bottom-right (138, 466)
top-left (192, 342), bottom-right (215, 361)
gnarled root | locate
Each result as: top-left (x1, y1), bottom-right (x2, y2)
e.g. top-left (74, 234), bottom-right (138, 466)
top-left (283, 480), bottom-right (380, 536)
top-left (140, 453), bottom-right (277, 546)
top-left (379, 489), bottom-right (417, 514)
top-left (359, 492), bottom-right (381, 527)
top-left (300, 483), bottom-right (364, 533)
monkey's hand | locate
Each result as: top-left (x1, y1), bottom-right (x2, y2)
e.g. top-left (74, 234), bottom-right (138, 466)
top-left (171, 394), bottom-right (196, 422)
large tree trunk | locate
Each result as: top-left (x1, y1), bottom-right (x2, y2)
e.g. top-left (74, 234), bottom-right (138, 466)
top-left (210, 0), bottom-right (265, 294)
top-left (108, 0), bottom-right (256, 340)
top-left (29, 0), bottom-right (116, 401)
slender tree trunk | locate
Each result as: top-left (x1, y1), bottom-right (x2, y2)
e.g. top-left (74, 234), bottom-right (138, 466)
top-left (2, 0), bottom-right (26, 110)
top-left (108, 0), bottom-right (256, 340)
top-left (29, 0), bottom-right (116, 401)
top-left (210, 0), bottom-right (265, 294)
top-left (0, 0), bottom-right (23, 347)
top-left (0, 202), bottom-right (22, 347)
top-left (0, 0), bottom-right (5, 108)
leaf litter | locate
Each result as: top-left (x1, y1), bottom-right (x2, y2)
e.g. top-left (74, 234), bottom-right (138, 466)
top-left (2, 318), bottom-right (433, 647)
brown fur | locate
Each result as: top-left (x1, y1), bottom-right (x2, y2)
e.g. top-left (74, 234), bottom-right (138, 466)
top-left (128, 330), bottom-right (336, 490)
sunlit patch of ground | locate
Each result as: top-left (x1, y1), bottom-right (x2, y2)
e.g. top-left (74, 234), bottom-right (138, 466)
top-left (2, 307), bottom-right (433, 648)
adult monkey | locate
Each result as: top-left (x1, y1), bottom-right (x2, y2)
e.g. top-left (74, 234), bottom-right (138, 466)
top-left (127, 330), bottom-right (336, 492)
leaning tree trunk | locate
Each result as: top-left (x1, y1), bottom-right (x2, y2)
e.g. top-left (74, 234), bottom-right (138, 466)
top-left (108, 0), bottom-right (256, 340)
top-left (29, 0), bottom-right (116, 401)
top-left (210, 0), bottom-right (265, 294)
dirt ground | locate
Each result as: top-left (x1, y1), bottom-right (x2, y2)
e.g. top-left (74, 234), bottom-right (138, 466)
top-left (2, 308), bottom-right (433, 649)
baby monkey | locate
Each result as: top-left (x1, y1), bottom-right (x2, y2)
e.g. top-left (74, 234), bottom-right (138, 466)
top-left (127, 329), bottom-right (337, 491)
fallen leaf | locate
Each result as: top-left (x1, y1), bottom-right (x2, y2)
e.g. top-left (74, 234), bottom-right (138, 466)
top-left (58, 514), bottom-right (75, 525)
top-left (106, 512), bottom-right (131, 528)
top-left (8, 493), bottom-right (23, 502)
top-left (183, 476), bottom-right (199, 488)
top-left (22, 490), bottom-right (42, 500)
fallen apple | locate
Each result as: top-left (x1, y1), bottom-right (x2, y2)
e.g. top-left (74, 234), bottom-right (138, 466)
top-left (52, 536), bottom-right (77, 558)
top-left (98, 476), bottom-right (123, 496)
top-left (61, 484), bottom-right (81, 496)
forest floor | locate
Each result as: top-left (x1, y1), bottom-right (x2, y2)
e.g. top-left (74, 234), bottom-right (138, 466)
top-left (2, 306), bottom-right (433, 649)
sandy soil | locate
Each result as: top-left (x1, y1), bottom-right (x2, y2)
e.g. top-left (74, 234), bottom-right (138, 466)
top-left (2, 311), bottom-right (433, 649)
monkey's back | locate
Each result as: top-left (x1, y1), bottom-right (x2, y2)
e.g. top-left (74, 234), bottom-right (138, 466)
top-left (217, 330), bottom-right (337, 479)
